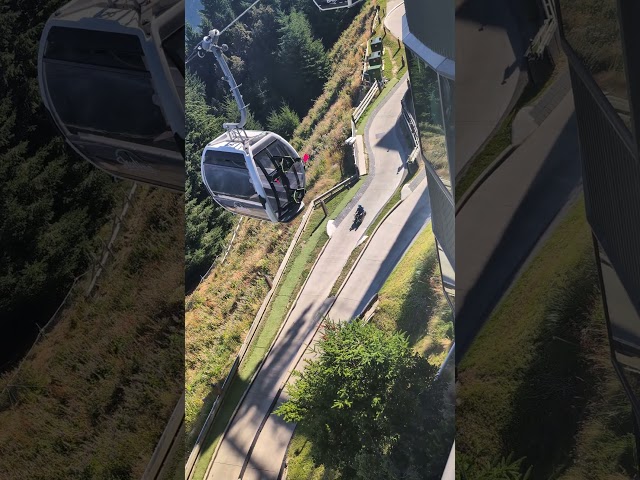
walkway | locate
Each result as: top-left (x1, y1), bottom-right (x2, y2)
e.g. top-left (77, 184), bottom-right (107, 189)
top-left (205, 79), bottom-right (411, 480)
top-left (330, 176), bottom-right (431, 322)
top-left (512, 69), bottom-right (571, 145)
top-left (456, 0), bottom-right (524, 176)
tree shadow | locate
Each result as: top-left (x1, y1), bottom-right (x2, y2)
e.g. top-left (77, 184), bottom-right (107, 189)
top-left (501, 259), bottom-right (599, 478)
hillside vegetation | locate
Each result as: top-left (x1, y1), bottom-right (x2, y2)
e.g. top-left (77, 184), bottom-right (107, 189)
top-left (185, 0), bottom-right (360, 288)
top-left (0, 0), bottom-right (118, 370)
top-left (457, 197), bottom-right (636, 479)
top-left (0, 186), bottom-right (184, 479)
top-left (185, 0), bottom-right (379, 441)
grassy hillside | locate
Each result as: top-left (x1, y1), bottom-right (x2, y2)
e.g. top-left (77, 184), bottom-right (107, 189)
top-left (457, 197), bottom-right (636, 478)
top-left (0, 186), bottom-right (184, 479)
top-left (185, 0), bottom-right (380, 443)
top-left (374, 223), bottom-right (453, 365)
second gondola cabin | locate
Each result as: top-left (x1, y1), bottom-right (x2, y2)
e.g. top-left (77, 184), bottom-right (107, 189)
top-left (313, 0), bottom-right (365, 11)
top-left (201, 130), bottom-right (306, 223)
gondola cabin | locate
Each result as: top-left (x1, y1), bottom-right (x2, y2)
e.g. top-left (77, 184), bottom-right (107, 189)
top-left (38, 0), bottom-right (185, 191)
top-left (313, 0), bottom-right (365, 11)
top-left (201, 130), bottom-right (306, 223)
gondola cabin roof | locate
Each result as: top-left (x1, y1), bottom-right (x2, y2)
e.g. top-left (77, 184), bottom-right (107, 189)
top-left (204, 130), bottom-right (273, 155)
top-left (50, 0), bottom-right (179, 35)
top-left (313, 0), bottom-right (365, 11)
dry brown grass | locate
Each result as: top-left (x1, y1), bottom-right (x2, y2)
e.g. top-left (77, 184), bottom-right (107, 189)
top-left (185, 1), bottom-right (380, 441)
top-left (0, 185), bottom-right (184, 479)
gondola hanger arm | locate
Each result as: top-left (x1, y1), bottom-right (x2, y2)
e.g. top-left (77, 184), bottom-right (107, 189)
top-left (188, 0), bottom-right (263, 130)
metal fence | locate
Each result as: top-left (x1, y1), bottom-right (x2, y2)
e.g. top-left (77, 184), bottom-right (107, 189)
top-left (189, 217), bottom-right (245, 297)
top-left (142, 392), bottom-right (185, 480)
top-left (400, 95), bottom-right (421, 148)
top-left (353, 80), bottom-right (381, 124)
top-left (526, 0), bottom-right (557, 58)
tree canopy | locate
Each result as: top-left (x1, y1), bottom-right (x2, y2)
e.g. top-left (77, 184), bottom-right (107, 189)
top-left (276, 320), bottom-right (454, 479)
top-left (267, 104), bottom-right (300, 140)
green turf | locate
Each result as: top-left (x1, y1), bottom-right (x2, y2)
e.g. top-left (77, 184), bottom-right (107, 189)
top-left (286, 429), bottom-right (338, 480)
top-left (374, 223), bottom-right (453, 363)
top-left (456, 196), bottom-right (635, 477)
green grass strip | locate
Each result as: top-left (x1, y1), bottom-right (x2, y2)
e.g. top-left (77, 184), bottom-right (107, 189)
top-left (375, 223), bottom-right (453, 363)
top-left (457, 196), bottom-right (592, 463)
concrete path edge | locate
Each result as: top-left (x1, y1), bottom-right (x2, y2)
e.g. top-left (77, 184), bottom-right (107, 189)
top-left (455, 68), bottom-right (529, 184)
top-left (456, 143), bottom-right (517, 214)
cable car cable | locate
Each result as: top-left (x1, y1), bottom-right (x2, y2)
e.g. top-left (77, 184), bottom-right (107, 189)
top-left (218, 0), bottom-right (262, 35)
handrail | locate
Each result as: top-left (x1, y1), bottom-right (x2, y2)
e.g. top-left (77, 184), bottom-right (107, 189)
top-left (141, 393), bottom-right (185, 479)
top-left (353, 81), bottom-right (380, 124)
top-left (400, 97), bottom-right (420, 147)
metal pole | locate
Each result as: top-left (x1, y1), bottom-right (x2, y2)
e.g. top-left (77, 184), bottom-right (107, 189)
top-left (201, 30), bottom-right (248, 131)
top-left (320, 200), bottom-right (328, 217)
top-left (633, 409), bottom-right (640, 476)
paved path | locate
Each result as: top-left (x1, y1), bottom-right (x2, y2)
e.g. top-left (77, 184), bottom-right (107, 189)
top-left (456, 0), bottom-right (524, 177)
top-left (384, 0), bottom-right (405, 35)
top-left (248, 175), bottom-right (431, 480)
top-left (512, 69), bottom-right (571, 145)
top-left (330, 176), bottom-right (431, 321)
top-left (386, 0), bottom-right (523, 180)
top-left (456, 92), bottom-right (582, 360)
top-left (206, 79), bottom-right (410, 480)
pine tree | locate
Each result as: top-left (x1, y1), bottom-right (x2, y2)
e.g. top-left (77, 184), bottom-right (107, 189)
top-left (276, 10), bottom-right (330, 115)
top-left (0, 0), bottom-right (117, 337)
top-left (267, 104), bottom-right (300, 140)
top-left (276, 320), bottom-right (453, 479)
